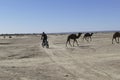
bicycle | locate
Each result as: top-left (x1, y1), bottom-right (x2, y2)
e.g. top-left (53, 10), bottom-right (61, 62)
top-left (42, 40), bottom-right (49, 48)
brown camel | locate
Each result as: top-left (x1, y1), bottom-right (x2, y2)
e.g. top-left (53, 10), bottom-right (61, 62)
top-left (112, 32), bottom-right (120, 44)
top-left (66, 33), bottom-right (82, 47)
top-left (83, 33), bottom-right (93, 42)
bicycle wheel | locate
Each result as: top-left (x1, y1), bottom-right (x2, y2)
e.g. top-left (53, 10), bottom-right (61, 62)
top-left (42, 42), bottom-right (45, 48)
top-left (46, 43), bottom-right (49, 48)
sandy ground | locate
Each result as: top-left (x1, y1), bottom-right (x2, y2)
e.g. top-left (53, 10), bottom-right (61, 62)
top-left (0, 32), bottom-right (120, 80)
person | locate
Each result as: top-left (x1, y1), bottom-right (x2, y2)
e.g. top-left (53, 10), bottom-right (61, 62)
top-left (41, 32), bottom-right (49, 48)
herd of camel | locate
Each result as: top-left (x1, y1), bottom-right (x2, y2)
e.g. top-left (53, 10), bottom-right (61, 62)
top-left (66, 32), bottom-right (120, 47)
top-left (1, 32), bottom-right (120, 47)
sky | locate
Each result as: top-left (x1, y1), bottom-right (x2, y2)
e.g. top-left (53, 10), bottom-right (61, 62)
top-left (0, 0), bottom-right (120, 33)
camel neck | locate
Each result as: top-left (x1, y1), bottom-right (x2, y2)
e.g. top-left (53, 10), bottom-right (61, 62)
top-left (91, 33), bottom-right (93, 36)
top-left (76, 34), bottom-right (81, 38)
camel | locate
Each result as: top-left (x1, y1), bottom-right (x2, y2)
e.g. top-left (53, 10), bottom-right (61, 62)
top-left (66, 33), bottom-right (82, 47)
top-left (112, 32), bottom-right (120, 44)
top-left (83, 33), bottom-right (93, 42)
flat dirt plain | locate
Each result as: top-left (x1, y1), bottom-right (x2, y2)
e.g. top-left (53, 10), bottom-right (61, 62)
top-left (0, 32), bottom-right (120, 80)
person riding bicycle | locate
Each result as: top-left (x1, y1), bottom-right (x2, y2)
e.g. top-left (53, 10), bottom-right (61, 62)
top-left (41, 32), bottom-right (49, 48)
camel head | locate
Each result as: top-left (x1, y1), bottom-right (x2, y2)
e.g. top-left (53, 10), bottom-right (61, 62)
top-left (91, 33), bottom-right (94, 36)
top-left (77, 33), bottom-right (82, 38)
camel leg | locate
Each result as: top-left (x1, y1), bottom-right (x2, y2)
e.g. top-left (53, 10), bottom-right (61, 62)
top-left (66, 37), bottom-right (68, 47)
top-left (66, 38), bottom-right (72, 47)
top-left (115, 38), bottom-right (117, 43)
top-left (73, 40), bottom-right (75, 47)
top-left (69, 40), bottom-right (72, 46)
top-left (118, 37), bottom-right (119, 43)
top-left (66, 40), bottom-right (68, 47)
top-left (86, 37), bottom-right (89, 42)
top-left (112, 38), bottom-right (114, 44)
top-left (66, 40), bottom-right (72, 47)
top-left (90, 36), bottom-right (92, 41)
top-left (83, 37), bottom-right (85, 41)
top-left (75, 39), bottom-right (79, 46)
top-left (73, 39), bottom-right (79, 47)
top-left (83, 37), bottom-right (86, 42)
top-left (116, 37), bottom-right (118, 43)
top-left (118, 37), bottom-right (120, 41)
top-left (84, 37), bottom-right (87, 42)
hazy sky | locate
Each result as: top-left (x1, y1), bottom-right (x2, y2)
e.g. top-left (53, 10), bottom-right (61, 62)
top-left (0, 0), bottom-right (120, 33)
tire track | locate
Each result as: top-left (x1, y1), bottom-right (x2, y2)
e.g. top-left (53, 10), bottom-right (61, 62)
top-left (43, 36), bottom-right (113, 80)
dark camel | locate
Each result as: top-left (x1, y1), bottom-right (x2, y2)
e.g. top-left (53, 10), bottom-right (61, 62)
top-left (112, 32), bottom-right (120, 44)
top-left (66, 33), bottom-right (82, 47)
top-left (83, 33), bottom-right (93, 42)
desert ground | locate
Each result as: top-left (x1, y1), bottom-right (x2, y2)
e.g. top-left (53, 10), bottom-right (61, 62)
top-left (0, 32), bottom-right (120, 80)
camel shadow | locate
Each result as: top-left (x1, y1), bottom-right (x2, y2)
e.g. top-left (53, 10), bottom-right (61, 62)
top-left (0, 43), bottom-right (11, 45)
top-left (79, 45), bottom-right (90, 49)
top-left (79, 45), bottom-right (96, 52)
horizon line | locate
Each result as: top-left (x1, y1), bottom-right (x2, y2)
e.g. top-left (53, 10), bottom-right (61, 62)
top-left (0, 30), bottom-right (120, 35)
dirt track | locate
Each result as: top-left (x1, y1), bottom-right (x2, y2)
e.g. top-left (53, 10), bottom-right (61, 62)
top-left (0, 32), bottom-right (120, 80)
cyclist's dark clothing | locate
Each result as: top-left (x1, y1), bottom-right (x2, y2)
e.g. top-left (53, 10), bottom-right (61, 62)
top-left (41, 32), bottom-right (48, 44)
